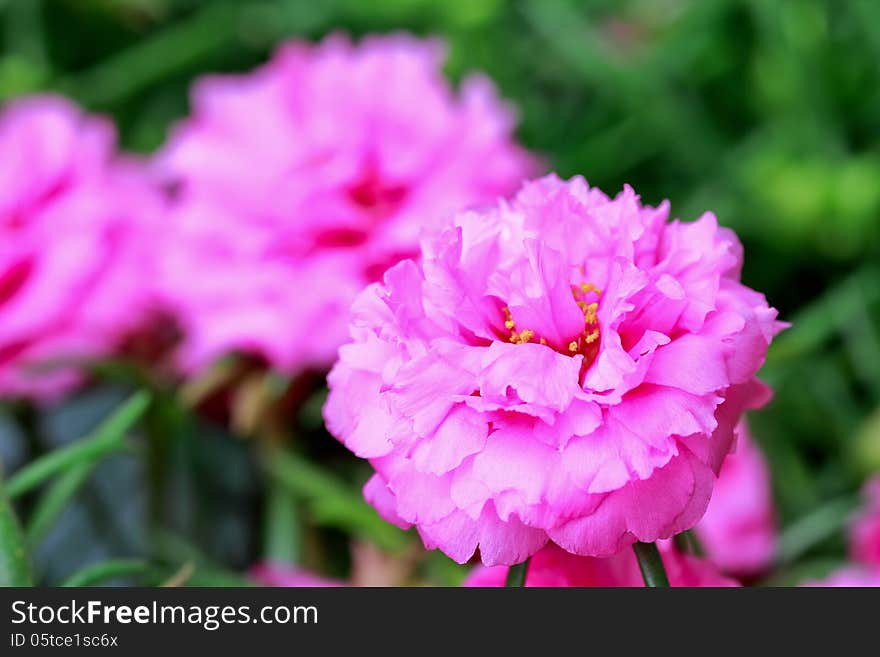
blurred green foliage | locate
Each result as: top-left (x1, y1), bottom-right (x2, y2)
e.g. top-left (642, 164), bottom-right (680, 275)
top-left (1, 0), bottom-right (879, 585)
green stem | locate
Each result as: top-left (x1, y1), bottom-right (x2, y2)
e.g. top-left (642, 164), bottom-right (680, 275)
top-left (6, 391), bottom-right (150, 499)
top-left (633, 542), bottom-right (670, 587)
top-left (505, 557), bottom-right (531, 587)
top-left (0, 472), bottom-right (32, 586)
top-left (673, 529), bottom-right (704, 556)
top-left (60, 559), bottom-right (151, 587)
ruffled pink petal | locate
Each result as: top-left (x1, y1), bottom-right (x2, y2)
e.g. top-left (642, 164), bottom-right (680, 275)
top-left (550, 446), bottom-right (714, 557)
top-left (363, 474), bottom-right (412, 530)
top-left (418, 504), bottom-right (548, 566)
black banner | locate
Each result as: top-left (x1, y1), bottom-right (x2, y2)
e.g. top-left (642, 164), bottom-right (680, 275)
top-left (0, 587), bottom-right (874, 653)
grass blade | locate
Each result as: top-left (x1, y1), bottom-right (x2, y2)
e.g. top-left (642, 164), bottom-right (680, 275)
top-left (6, 391), bottom-right (150, 499)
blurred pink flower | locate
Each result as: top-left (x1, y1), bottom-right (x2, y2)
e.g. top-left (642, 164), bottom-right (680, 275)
top-left (804, 477), bottom-right (880, 588)
top-left (250, 562), bottom-right (344, 587)
top-left (464, 542), bottom-right (738, 587)
top-left (805, 567), bottom-right (880, 588)
top-left (850, 475), bottom-right (880, 568)
top-left (155, 33), bottom-right (535, 375)
top-left (695, 422), bottom-right (778, 576)
top-left (325, 174), bottom-right (784, 565)
top-left (0, 96), bottom-right (160, 399)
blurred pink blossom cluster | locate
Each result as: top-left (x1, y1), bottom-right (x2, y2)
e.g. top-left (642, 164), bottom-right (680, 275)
top-left (250, 562), bottom-right (344, 587)
top-left (810, 476), bottom-right (880, 587)
top-left (153, 33), bottom-right (535, 375)
top-left (695, 422), bottom-right (778, 576)
top-left (464, 542), bottom-right (738, 587)
top-left (324, 174), bottom-right (784, 565)
top-left (0, 96), bottom-right (160, 399)
top-left (0, 33), bottom-right (533, 396)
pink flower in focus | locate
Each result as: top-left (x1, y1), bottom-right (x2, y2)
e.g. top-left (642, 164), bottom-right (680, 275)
top-left (850, 475), bottom-right (880, 568)
top-left (694, 422), bottom-right (778, 576)
top-left (0, 96), bottom-right (160, 399)
top-left (250, 562), bottom-right (344, 587)
top-left (464, 542), bottom-right (738, 587)
top-left (324, 174), bottom-right (784, 565)
top-left (155, 33), bottom-right (535, 375)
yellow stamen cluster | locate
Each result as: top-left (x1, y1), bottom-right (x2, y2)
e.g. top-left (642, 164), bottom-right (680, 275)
top-left (502, 306), bottom-right (537, 345)
top-left (501, 279), bottom-right (601, 355)
top-left (502, 306), bottom-right (515, 331)
top-left (511, 329), bottom-right (535, 344)
top-left (584, 302), bottom-right (598, 325)
top-left (568, 281), bottom-right (602, 354)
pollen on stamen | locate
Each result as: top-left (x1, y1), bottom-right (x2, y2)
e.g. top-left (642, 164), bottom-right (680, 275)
top-left (510, 329), bottom-right (535, 344)
top-left (568, 283), bottom-right (602, 357)
top-left (584, 302), bottom-right (598, 324)
top-left (502, 306), bottom-right (516, 329)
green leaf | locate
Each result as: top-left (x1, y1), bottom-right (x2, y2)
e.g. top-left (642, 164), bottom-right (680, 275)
top-left (0, 473), bottom-right (32, 586)
top-left (263, 473), bottom-right (301, 564)
top-left (60, 559), bottom-right (151, 587)
top-left (25, 460), bottom-right (97, 546)
top-left (151, 530), bottom-right (254, 587)
top-left (777, 495), bottom-right (860, 565)
top-left (57, 2), bottom-right (239, 107)
top-left (766, 265), bottom-right (880, 367)
top-left (6, 390), bottom-right (150, 499)
top-left (264, 447), bottom-right (409, 552)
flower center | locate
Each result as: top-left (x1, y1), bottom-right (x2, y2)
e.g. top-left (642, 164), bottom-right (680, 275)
top-left (501, 281), bottom-right (602, 363)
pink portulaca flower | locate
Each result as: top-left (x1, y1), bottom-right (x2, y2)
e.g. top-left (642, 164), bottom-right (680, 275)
top-left (325, 174), bottom-right (784, 565)
top-left (250, 562), bottom-right (344, 587)
top-left (155, 34), bottom-right (535, 375)
top-left (464, 542), bottom-right (738, 587)
top-left (0, 96), bottom-right (160, 399)
top-left (694, 422), bottom-right (778, 576)
top-left (850, 476), bottom-right (880, 568)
